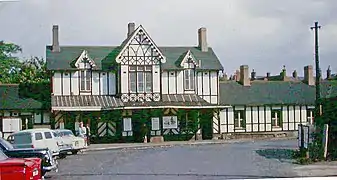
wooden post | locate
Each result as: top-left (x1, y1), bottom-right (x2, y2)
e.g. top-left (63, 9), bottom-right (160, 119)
top-left (323, 124), bottom-right (329, 159)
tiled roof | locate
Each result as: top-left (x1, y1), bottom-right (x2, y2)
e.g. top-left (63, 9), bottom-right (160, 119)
top-left (46, 46), bottom-right (223, 71)
top-left (0, 84), bottom-right (42, 110)
top-left (219, 80), bottom-right (337, 106)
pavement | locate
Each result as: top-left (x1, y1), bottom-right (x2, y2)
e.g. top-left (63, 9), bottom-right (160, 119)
top-left (83, 136), bottom-right (298, 152)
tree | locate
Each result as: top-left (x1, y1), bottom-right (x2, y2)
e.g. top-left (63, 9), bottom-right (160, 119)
top-left (0, 41), bottom-right (23, 83)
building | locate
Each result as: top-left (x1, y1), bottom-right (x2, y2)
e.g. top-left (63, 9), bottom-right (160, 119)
top-left (47, 23), bottom-right (226, 142)
top-left (218, 65), bottom-right (337, 135)
top-left (0, 84), bottom-right (44, 138)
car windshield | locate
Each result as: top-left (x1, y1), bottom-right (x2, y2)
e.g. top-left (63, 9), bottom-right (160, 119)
top-left (62, 131), bottom-right (75, 137)
top-left (0, 150), bottom-right (8, 161)
top-left (53, 131), bottom-right (60, 137)
top-left (0, 139), bottom-right (14, 150)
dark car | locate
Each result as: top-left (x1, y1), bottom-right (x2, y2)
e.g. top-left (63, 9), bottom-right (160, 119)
top-left (0, 138), bottom-right (58, 176)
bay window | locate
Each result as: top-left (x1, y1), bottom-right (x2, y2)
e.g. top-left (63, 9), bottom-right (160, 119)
top-left (129, 65), bottom-right (152, 93)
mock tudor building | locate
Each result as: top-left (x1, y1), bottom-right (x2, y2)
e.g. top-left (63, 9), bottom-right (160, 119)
top-left (218, 65), bottom-right (337, 134)
top-left (47, 23), bottom-right (226, 142)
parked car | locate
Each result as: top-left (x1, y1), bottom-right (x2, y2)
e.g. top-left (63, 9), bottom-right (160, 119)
top-left (0, 138), bottom-right (58, 176)
top-left (52, 130), bottom-right (72, 156)
top-left (0, 149), bottom-right (42, 180)
top-left (7, 128), bottom-right (61, 157)
top-left (54, 129), bottom-right (87, 154)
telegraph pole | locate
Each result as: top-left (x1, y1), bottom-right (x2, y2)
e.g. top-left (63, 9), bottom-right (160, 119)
top-left (311, 22), bottom-right (322, 117)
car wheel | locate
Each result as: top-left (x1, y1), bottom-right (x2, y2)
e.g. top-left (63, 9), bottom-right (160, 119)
top-left (72, 150), bottom-right (78, 155)
top-left (59, 153), bottom-right (67, 159)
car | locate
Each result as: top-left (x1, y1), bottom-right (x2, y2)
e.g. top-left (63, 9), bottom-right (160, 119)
top-left (54, 129), bottom-right (87, 154)
top-left (52, 130), bottom-right (72, 157)
top-left (0, 149), bottom-right (42, 180)
top-left (7, 128), bottom-right (60, 157)
top-left (0, 138), bottom-right (58, 177)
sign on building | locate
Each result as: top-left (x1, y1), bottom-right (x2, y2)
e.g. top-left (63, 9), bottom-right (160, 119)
top-left (162, 116), bottom-right (178, 129)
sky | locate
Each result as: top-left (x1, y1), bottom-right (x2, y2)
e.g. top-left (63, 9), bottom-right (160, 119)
top-left (0, 0), bottom-right (336, 77)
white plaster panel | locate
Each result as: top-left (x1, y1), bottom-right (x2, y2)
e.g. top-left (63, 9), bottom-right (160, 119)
top-left (202, 72), bottom-right (210, 95)
top-left (259, 124), bottom-right (265, 132)
top-left (91, 72), bottom-right (100, 95)
top-left (210, 71), bottom-right (217, 95)
top-left (282, 107), bottom-right (288, 124)
top-left (246, 124), bottom-right (252, 132)
top-left (253, 124), bottom-right (259, 132)
top-left (162, 71), bottom-right (168, 94)
top-left (228, 125), bottom-right (234, 133)
top-left (108, 72), bottom-right (116, 95)
top-left (100, 72), bottom-right (108, 95)
top-left (289, 122), bottom-right (295, 130)
top-left (265, 107), bottom-right (271, 123)
top-left (211, 96), bottom-right (217, 104)
top-left (259, 107), bottom-right (265, 123)
top-left (71, 71), bottom-right (79, 95)
top-left (53, 72), bottom-right (62, 95)
top-left (245, 107), bottom-right (252, 125)
top-left (235, 129), bottom-right (245, 133)
top-left (227, 108), bottom-right (234, 125)
top-left (176, 71), bottom-right (183, 94)
top-left (168, 71), bottom-right (176, 94)
top-left (219, 110), bottom-right (226, 125)
top-left (153, 65), bottom-right (161, 93)
top-left (266, 124), bottom-right (272, 131)
top-left (252, 107), bottom-right (258, 124)
top-left (288, 106), bottom-right (295, 123)
top-left (294, 106), bottom-right (301, 123)
top-left (120, 65), bottom-right (128, 94)
top-left (197, 72), bottom-right (202, 95)
top-left (62, 72), bottom-right (70, 95)
top-left (283, 122), bottom-right (289, 131)
top-left (301, 106), bottom-right (307, 123)
top-left (203, 96), bottom-right (211, 103)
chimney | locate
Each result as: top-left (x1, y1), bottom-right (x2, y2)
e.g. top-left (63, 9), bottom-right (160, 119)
top-left (127, 22), bottom-right (135, 37)
top-left (304, 65), bottom-right (315, 86)
top-left (251, 69), bottom-right (256, 80)
top-left (266, 72), bottom-right (270, 78)
top-left (327, 66), bottom-right (331, 80)
top-left (235, 69), bottom-right (240, 81)
top-left (239, 65), bottom-right (250, 86)
top-left (198, 27), bottom-right (208, 52)
top-left (292, 70), bottom-right (298, 79)
top-left (52, 25), bottom-right (60, 52)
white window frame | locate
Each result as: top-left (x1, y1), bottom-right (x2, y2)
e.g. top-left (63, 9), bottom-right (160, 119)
top-left (184, 59), bottom-right (195, 91)
top-left (307, 109), bottom-right (314, 124)
top-left (80, 70), bottom-right (91, 91)
top-left (234, 110), bottom-right (245, 128)
top-left (129, 65), bottom-right (152, 93)
top-left (271, 110), bottom-right (282, 127)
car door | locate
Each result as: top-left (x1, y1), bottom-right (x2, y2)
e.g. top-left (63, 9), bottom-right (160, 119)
top-left (43, 131), bottom-right (59, 153)
top-left (34, 132), bottom-right (45, 149)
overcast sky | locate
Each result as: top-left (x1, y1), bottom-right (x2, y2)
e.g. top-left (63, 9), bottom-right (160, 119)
top-left (0, 0), bottom-right (336, 77)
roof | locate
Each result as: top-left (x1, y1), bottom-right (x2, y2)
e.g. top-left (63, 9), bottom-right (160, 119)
top-left (12, 128), bottom-right (52, 134)
top-left (219, 81), bottom-right (314, 106)
top-left (0, 84), bottom-right (42, 110)
top-left (46, 46), bottom-right (223, 71)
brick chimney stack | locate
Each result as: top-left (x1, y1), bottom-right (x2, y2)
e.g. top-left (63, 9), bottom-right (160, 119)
top-left (251, 69), bottom-right (256, 81)
top-left (52, 25), bottom-right (60, 52)
top-left (304, 65), bottom-right (315, 86)
top-left (198, 27), bottom-right (208, 52)
top-left (327, 66), bottom-right (331, 80)
top-left (239, 65), bottom-right (250, 86)
top-left (127, 22), bottom-right (135, 37)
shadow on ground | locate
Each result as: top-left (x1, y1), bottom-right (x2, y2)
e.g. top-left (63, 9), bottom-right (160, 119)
top-left (256, 149), bottom-right (295, 163)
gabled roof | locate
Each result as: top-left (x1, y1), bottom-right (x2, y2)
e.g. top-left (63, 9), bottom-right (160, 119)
top-left (219, 80), bottom-right (337, 106)
top-left (0, 84), bottom-right (42, 110)
top-left (175, 50), bottom-right (199, 68)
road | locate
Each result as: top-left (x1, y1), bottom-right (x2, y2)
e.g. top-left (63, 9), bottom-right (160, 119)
top-left (46, 139), bottom-right (301, 180)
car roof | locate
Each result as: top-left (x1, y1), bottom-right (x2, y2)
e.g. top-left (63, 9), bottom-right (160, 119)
top-left (11, 128), bottom-right (53, 135)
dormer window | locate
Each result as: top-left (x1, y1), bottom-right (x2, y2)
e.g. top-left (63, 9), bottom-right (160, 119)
top-left (184, 58), bottom-right (195, 90)
top-left (80, 70), bottom-right (91, 91)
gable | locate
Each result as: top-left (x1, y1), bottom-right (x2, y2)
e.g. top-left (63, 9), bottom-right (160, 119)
top-left (175, 50), bottom-right (199, 68)
top-left (115, 25), bottom-right (166, 65)
top-left (72, 50), bottom-right (97, 69)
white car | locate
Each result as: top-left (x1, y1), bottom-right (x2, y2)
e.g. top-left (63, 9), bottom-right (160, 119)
top-left (7, 128), bottom-right (61, 157)
top-left (54, 129), bottom-right (87, 154)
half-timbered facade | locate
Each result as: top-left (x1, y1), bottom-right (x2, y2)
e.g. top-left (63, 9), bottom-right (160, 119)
top-left (47, 23), bottom-right (225, 142)
top-left (218, 65), bottom-right (337, 135)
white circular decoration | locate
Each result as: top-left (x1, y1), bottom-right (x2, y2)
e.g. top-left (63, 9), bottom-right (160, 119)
top-left (153, 93), bottom-right (160, 101)
top-left (121, 94), bottom-right (129, 102)
top-left (130, 94), bottom-right (137, 102)
top-left (145, 94), bottom-right (152, 101)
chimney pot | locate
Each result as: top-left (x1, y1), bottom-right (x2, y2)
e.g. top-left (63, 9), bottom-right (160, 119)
top-left (304, 65), bottom-right (315, 86)
top-left (52, 25), bottom-right (60, 52)
top-left (251, 69), bottom-right (256, 80)
top-left (127, 22), bottom-right (135, 37)
top-left (266, 72), bottom-right (270, 78)
top-left (198, 27), bottom-right (208, 52)
top-left (239, 65), bottom-right (250, 86)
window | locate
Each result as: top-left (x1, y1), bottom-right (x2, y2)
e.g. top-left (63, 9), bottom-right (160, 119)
top-left (80, 70), bottom-right (91, 91)
top-left (35, 133), bottom-right (43, 140)
top-left (234, 110), bottom-right (245, 128)
top-left (271, 109), bottom-right (282, 127)
top-left (184, 58), bottom-right (195, 90)
top-left (44, 132), bottom-right (52, 139)
top-left (14, 133), bottom-right (32, 144)
top-left (307, 109), bottom-right (314, 124)
top-left (129, 65), bottom-right (152, 93)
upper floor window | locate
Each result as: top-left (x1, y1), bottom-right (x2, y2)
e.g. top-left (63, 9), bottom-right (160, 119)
top-left (80, 70), bottom-right (91, 91)
top-left (184, 58), bottom-right (195, 90)
top-left (129, 65), bottom-right (152, 93)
